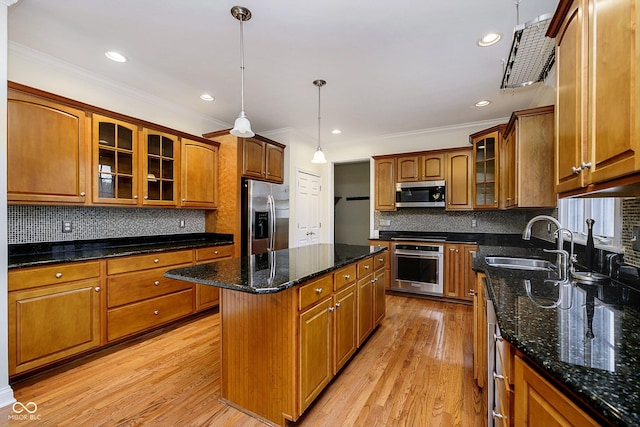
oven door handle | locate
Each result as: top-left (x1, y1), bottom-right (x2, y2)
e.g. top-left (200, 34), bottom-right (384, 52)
top-left (394, 250), bottom-right (442, 258)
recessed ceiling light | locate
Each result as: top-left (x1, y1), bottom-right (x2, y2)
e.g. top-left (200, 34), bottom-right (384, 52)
top-left (478, 32), bottom-right (502, 47)
top-left (200, 93), bottom-right (215, 101)
top-left (105, 51), bottom-right (127, 63)
top-left (332, 129), bottom-right (342, 134)
top-left (475, 100), bottom-right (491, 107)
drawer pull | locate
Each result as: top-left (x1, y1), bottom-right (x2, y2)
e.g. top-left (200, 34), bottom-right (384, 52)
top-left (344, 274), bottom-right (351, 280)
top-left (315, 288), bottom-right (323, 294)
top-left (154, 281), bottom-right (160, 286)
top-left (154, 258), bottom-right (159, 264)
top-left (94, 287), bottom-right (101, 292)
top-left (154, 310), bottom-right (159, 315)
top-left (55, 272), bottom-right (63, 279)
top-left (364, 265), bottom-right (370, 269)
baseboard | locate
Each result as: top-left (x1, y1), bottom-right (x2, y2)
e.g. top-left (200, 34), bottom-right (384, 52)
top-left (0, 384), bottom-right (16, 409)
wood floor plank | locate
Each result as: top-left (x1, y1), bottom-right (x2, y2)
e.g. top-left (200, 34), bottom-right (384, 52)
top-left (0, 295), bottom-right (484, 426)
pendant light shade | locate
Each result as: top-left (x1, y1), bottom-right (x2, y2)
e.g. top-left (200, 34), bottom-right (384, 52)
top-left (311, 79), bottom-right (327, 164)
top-left (230, 6), bottom-right (255, 138)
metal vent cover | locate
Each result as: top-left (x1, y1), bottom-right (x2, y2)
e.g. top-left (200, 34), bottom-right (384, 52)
top-left (501, 13), bottom-right (556, 89)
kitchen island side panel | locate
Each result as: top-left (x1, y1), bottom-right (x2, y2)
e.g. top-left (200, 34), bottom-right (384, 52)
top-left (220, 287), bottom-right (298, 425)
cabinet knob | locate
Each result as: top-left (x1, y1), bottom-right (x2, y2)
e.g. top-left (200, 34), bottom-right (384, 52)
top-left (214, 250), bottom-right (219, 254)
top-left (335, 302), bottom-right (341, 308)
top-left (144, 196), bottom-right (149, 200)
top-left (371, 278), bottom-right (378, 283)
top-left (315, 288), bottom-right (323, 294)
top-left (154, 258), bottom-right (159, 263)
top-left (134, 195), bottom-right (139, 199)
top-left (493, 372), bottom-right (506, 381)
top-left (55, 272), bottom-right (62, 279)
top-left (80, 192), bottom-right (86, 197)
top-left (154, 281), bottom-right (160, 286)
top-left (328, 306), bottom-right (335, 312)
top-left (469, 289), bottom-right (476, 296)
top-left (492, 411), bottom-right (507, 420)
top-left (182, 198), bottom-right (186, 202)
top-left (364, 265), bottom-right (370, 269)
top-left (154, 310), bottom-right (159, 315)
top-left (94, 287), bottom-right (101, 292)
top-left (494, 333), bottom-right (503, 342)
top-left (344, 274), bottom-right (351, 280)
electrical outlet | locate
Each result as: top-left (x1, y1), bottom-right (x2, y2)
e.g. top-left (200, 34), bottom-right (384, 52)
top-left (62, 220), bottom-right (73, 233)
top-left (471, 219), bottom-right (478, 228)
top-left (380, 219), bottom-right (391, 227)
top-left (179, 219), bottom-right (186, 228)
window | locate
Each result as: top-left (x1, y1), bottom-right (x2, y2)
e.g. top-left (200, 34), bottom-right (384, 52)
top-left (558, 198), bottom-right (622, 251)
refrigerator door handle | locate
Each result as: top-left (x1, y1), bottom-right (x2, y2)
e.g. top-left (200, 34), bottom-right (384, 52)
top-left (268, 194), bottom-right (275, 250)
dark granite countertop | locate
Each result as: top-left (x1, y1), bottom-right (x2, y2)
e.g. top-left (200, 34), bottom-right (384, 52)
top-left (165, 243), bottom-right (387, 294)
top-left (8, 233), bottom-right (234, 269)
top-left (475, 244), bottom-right (640, 426)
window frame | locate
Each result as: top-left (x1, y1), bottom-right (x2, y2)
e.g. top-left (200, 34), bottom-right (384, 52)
top-left (558, 197), bottom-right (623, 252)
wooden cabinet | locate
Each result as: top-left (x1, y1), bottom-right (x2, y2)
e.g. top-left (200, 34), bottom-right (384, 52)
top-left (241, 137), bottom-right (285, 183)
top-left (445, 149), bottom-right (473, 210)
top-left (194, 244), bottom-right (234, 310)
top-left (444, 243), bottom-right (477, 301)
top-left (181, 138), bottom-right (219, 209)
top-left (7, 261), bottom-right (102, 375)
top-left (7, 87), bottom-right (90, 204)
top-left (421, 153), bottom-right (446, 180)
top-left (470, 125), bottom-right (504, 209)
top-left (369, 241), bottom-right (391, 289)
top-left (106, 250), bottom-right (194, 341)
top-left (373, 264), bottom-right (386, 325)
top-left (374, 157), bottom-right (396, 211)
top-left (473, 273), bottom-right (487, 389)
top-left (333, 284), bottom-right (357, 373)
top-left (494, 333), bottom-right (514, 426)
top-left (550, 0), bottom-right (640, 194)
top-left (514, 355), bottom-right (600, 426)
top-left (396, 155), bottom-right (420, 182)
top-left (142, 128), bottom-right (179, 206)
top-left (357, 257), bottom-right (375, 346)
top-left (501, 106), bottom-right (556, 209)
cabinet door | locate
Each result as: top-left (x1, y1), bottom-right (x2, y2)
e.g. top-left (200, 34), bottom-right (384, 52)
top-left (588, 0), bottom-right (639, 184)
top-left (473, 274), bottom-right (487, 388)
top-left (8, 90), bottom-right (89, 204)
top-left (242, 138), bottom-right (266, 179)
top-left (142, 129), bottom-right (178, 206)
top-left (444, 244), bottom-right (462, 298)
top-left (8, 280), bottom-right (101, 375)
top-left (396, 156), bottom-right (420, 182)
top-left (473, 131), bottom-right (500, 209)
top-left (514, 356), bottom-right (600, 426)
top-left (446, 150), bottom-right (473, 210)
top-left (374, 158), bottom-right (396, 211)
top-left (555, 0), bottom-right (588, 193)
top-left (181, 139), bottom-right (218, 209)
top-left (373, 268), bottom-right (386, 325)
top-left (421, 153), bottom-right (445, 180)
top-left (501, 128), bottom-right (516, 208)
top-left (334, 284), bottom-right (357, 373)
top-left (265, 143), bottom-right (284, 183)
top-left (299, 297), bottom-right (333, 413)
top-left (93, 114), bottom-right (139, 205)
top-left (462, 245), bottom-right (478, 302)
top-left (357, 275), bottom-right (374, 346)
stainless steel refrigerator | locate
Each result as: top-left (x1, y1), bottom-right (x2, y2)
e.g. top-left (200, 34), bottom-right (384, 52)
top-left (241, 178), bottom-right (290, 256)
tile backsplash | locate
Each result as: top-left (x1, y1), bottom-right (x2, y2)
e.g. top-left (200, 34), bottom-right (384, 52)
top-left (8, 205), bottom-right (206, 244)
top-left (622, 198), bottom-right (640, 267)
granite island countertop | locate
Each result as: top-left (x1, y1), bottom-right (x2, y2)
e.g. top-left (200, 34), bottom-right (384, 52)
top-left (8, 233), bottom-right (234, 269)
top-left (165, 243), bottom-right (387, 294)
top-left (475, 244), bottom-right (640, 426)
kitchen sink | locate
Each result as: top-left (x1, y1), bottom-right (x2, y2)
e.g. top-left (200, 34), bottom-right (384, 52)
top-left (485, 256), bottom-right (556, 272)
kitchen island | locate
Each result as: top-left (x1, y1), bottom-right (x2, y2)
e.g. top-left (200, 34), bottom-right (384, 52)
top-left (475, 245), bottom-right (640, 426)
top-left (165, 243), bottom-right (388, 426)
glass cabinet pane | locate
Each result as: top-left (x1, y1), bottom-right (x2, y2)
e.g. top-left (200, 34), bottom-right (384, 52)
top-left (162, 159), bottom-right (174, 180)
top-left (148, 135), bottom-right (161, 155)
top-left (117, 125), bottom-right (133, 150)
top-left (145, 133), bottom-right (176, 203)
top-left (117, 152), bottom-right (133, 175)
top-left (162, 137), bottom-right (174, 157)
top-left (485, 137), bottom-right (495, 158)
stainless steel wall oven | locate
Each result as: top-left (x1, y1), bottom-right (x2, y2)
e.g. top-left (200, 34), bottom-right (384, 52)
top-left (392, 243), bottom-right (444, 295)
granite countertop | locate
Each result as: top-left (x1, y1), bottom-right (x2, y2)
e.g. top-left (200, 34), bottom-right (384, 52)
top-left (475, 244), bottom-right (640, 426)
top-left (165, 243), bottom-right (387, 294)
top-left (8, 233), bottom-right (234, 269)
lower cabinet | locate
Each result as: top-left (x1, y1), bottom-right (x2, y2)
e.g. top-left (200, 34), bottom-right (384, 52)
top-left (373, 266), bottom-right (386, 324)
top-left (8, 262), bottom-right (102, 376)
top-left (445, 243), bottom-right (478, 301)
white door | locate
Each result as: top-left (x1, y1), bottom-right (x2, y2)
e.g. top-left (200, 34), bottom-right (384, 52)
top-left (295, 170), bottom-right (321, 246)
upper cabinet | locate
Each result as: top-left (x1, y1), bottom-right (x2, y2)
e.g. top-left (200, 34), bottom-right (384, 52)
top-left (181, 139), bottom-right (218, 209)
top-left (396, 156), bottom-right (420, 182)
top-left (549, 0), bottom-right (640, 195)
top-left (92, 114), bottom-right (140, 205)
top-left (241, 136), bottom-right (285, 183)
top-left (445, 149), bottom-right (473, 210)
top-left (470, 125), bottom-right (504, 209)
top-left (420, 153), bottom-right (446, 180)
top-left (373, 157), bottom-right (396, 211)
top-left (142, 129), bottom-right (179, 207)
top-left (7, 88), bottom-right (89, 204)
top-left (501, 106), bottom-right (556, 209)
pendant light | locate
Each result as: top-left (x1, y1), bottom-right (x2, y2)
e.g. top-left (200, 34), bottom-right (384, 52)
top-left (311, 79), bottom-right (327, 164)
top-left (230, 6), bottom-right (255, 138)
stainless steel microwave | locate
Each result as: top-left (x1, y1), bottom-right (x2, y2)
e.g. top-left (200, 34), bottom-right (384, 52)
top-left (395, 180), bottom-right (445, 208)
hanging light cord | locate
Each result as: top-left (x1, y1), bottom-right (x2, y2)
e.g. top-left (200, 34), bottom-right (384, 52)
top-left (317, 84), bottom-right (322, 150)
top-left (239, 16), bottom-right (246, 115)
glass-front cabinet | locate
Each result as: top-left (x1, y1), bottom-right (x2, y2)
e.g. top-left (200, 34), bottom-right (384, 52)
top-left (143, 129), bottom-right (178, 206)
top-left (93, 115), bottom-right (138, 205)
top-left (471, 125), bottom-right (504, 209)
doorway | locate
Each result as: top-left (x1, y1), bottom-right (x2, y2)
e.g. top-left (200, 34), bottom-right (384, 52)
top-left (334, 161), bottom-right (370, 245)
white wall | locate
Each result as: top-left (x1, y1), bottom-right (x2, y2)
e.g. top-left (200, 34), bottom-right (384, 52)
top-left (1, 0), bottom-right (17, 410)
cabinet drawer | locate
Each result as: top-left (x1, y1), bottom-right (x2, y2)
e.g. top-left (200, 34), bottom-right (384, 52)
top-left (8, 261), bottom-right (101, 292)
top-left (107, 250), bottom-right (193, 275)
top-left (107, 289), bottom-right (194, 341)
top-left (107, 267), bottom-right (194, 308)
top-left (357, 257), bottom-right (374, 277)
top-left (333, 264), bottom-right (356, 291)
top-left (299, 275), bottom-right (333, 311)
top-left (373, 251), bottom-right (388, 270)
top-left (195, 245), bottom-right (234, 262)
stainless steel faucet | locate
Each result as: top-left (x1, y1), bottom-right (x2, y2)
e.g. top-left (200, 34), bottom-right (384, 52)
top-left (522, 215), bottom-right (572, 281)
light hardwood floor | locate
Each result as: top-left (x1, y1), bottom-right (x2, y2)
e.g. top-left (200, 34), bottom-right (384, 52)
top-left (1, 295), bottom-right (485, 426)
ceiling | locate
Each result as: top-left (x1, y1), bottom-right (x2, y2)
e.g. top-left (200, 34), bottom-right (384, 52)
top-left (7, 0), bottom-right (559, 146)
